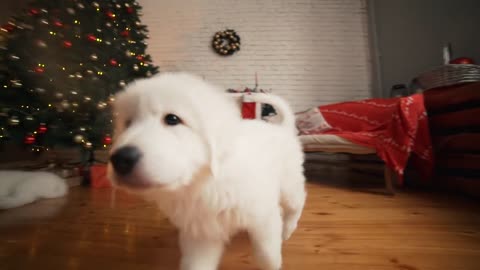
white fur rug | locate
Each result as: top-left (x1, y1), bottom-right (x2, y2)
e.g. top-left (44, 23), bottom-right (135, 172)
top-left (0, 170), bottom-right (68, 210)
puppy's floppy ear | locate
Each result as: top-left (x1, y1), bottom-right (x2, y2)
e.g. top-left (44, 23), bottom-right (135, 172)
top-left (198, 116), bottom-right (228, 180)
top-left (201, 126), bottom-right (221, 179)
top-left (111, 90), bottom-right (138, 134)
top-left (207, 139), bottom-right (220, 178)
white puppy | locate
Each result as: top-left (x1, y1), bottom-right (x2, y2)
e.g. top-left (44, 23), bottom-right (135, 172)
top-left (108, 73), bottom-right (306, 270)
top-left (0, 170), bottom-right (68, 209)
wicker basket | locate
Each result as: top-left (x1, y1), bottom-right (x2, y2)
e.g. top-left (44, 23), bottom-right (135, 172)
top-left (415, 64), bottom-right (480, 90)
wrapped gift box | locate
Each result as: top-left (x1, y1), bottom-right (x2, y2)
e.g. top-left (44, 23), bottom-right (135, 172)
top-left (90, 164), bottom-right (112, 188)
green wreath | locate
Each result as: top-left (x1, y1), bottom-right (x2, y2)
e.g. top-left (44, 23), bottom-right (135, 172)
top-left (212, 29), bottom-right (241, 56)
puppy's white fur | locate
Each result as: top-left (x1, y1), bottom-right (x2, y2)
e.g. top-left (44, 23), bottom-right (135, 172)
top-left (0, 170), bottom-right (68, 209)
top-left (109, 73), bottom-right (306, 270)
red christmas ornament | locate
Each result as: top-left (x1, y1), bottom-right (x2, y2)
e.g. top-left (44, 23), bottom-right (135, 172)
top-left (38, 123), bottom-right (48, 134)
top-left (34, 66), bottom-right (45, 73)
top-left (1, 23), bottom-right (15, 32)
top-left (109, 59), bottom-right (118, 66)
top-left (53, 20), bottom-right (63, 27)
top-left (136, 55), bottom-right (144, 61)
top-left (63, 40), bottom-right (72, 48)
top-left (24, 134), bottom-right (36, 144)
top-left (29, 8), bottom-right (40, 16)
top-left (126, 7), bottom-right (134, 14)
top-left (106, 11), bottom-right (116, 19)
top-left (120, 30), bottom-right (130, 37)
top-left (87, 34), bottom-right (97, 42)
top-left (103, 135), bottom-right (112, 145)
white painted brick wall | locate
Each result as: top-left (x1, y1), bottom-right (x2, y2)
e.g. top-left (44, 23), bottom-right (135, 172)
top-left (139, 0), bottom-right (372, 111)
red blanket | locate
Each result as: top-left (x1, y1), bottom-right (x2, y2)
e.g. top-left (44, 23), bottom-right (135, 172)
top-left (317, 94), bottom-right (434, 183)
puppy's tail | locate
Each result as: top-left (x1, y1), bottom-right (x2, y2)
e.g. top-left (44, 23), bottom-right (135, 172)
top-left (247, 93), bottom-right (297, 133)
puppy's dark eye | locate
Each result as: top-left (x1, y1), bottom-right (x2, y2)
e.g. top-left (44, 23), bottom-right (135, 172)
top-left (125, 119), bottom-right (132, 128)
top-left (164, 114), bottom-right (182, 126)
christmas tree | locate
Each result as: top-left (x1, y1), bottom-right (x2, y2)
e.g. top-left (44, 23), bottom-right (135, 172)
top-left (0, 0), bottom-right (158, 155)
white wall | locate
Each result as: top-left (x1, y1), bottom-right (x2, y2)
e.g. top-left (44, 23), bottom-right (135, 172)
top-left (140, 0), bottom-right (372, 111)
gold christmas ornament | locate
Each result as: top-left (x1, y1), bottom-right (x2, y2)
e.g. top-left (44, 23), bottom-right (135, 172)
top-left (35, 87), bottom-right (46, 93)
top-left (9, 116), bottom-right (20, 126)
top-left (73, 134), bottom-right (84, 143)
top-left (36, 40), bottom-right (47, 48)
top-left (97, 102), bottom-right (108, 109)
top-left (61, 100), bottom-right (70, 109)
top-left (8, 54), bottom-right (20, 61)
top-left (11, 80), bottom-right (22, 88)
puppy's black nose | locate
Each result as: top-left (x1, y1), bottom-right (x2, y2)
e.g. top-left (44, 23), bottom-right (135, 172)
top-left (110, 146), bottom-right (142, 176)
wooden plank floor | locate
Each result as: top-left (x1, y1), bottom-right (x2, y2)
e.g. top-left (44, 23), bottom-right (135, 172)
top-left (1, 178), bottom-right (479, 269)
